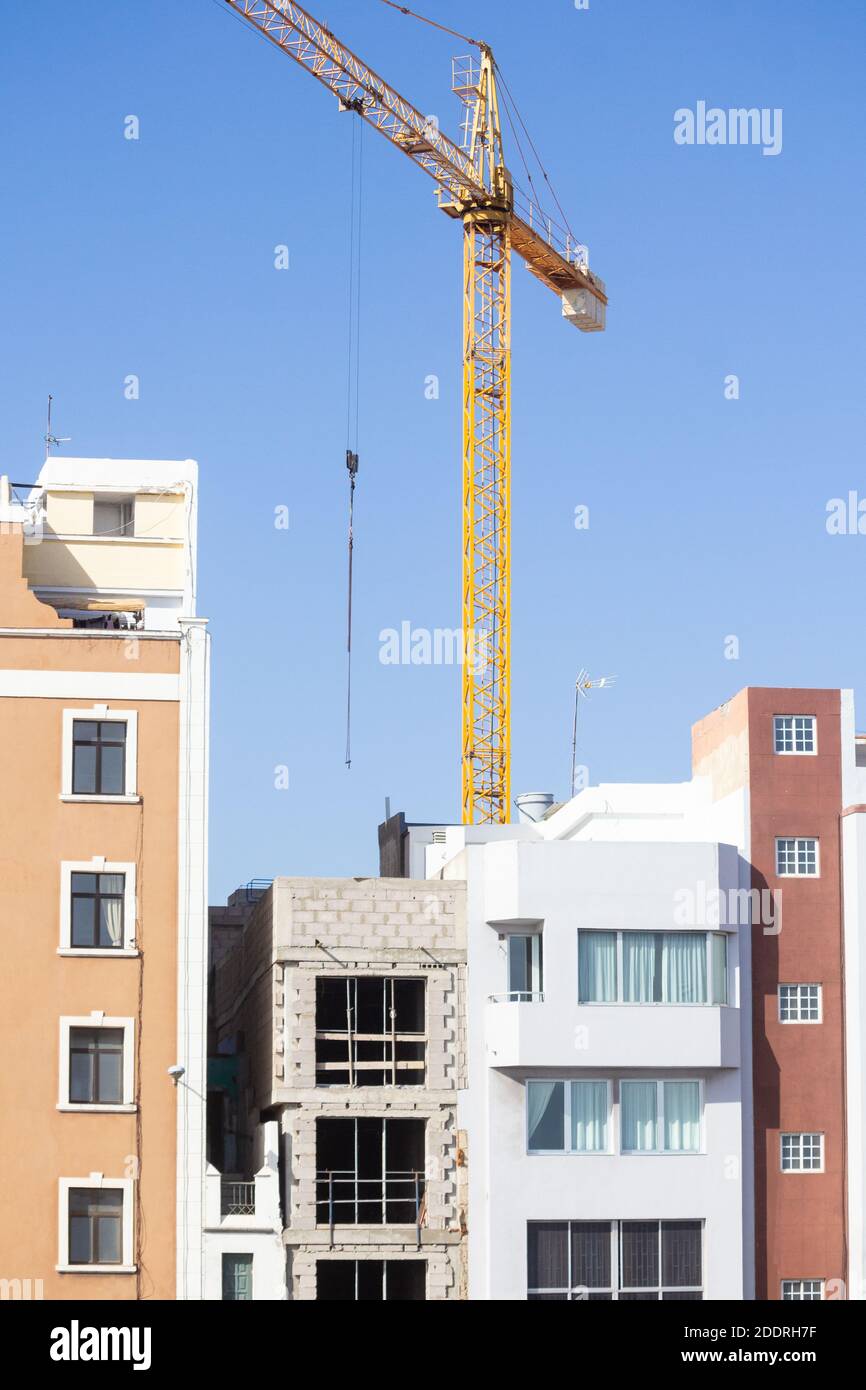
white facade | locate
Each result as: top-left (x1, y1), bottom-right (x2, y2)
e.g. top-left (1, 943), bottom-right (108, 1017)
top-left (407, 775), bottom-right (755, 1302)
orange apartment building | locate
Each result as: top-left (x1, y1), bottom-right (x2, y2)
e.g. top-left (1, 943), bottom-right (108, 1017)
top-left (0, 458), bottom-right (209, 1300)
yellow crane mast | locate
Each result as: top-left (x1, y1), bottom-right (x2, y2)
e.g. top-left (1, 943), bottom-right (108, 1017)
top-left (223, 0), bottom-right (607, 823)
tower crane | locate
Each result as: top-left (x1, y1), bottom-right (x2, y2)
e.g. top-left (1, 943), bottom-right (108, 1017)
top-left (222, 0), bottom-right (607, 823)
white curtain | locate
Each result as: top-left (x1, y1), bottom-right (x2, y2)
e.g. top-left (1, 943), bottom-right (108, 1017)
top-left (527, 1081), bottom-right (563, 1151)
top-left (101, 876), bottom-right (124, 947)
top-left (711, 933), bottom-right (728, 1004)
top-left (662, 933), bottom-right (706, 1003)
top-left (623, 932), bottom-right (656, 1002)
top-left (571, 1081), bottom-right (608, 1152)
top-left (578, 932), bottom-right (617, 1002)
top-left (621, 1081), bottom-right (657, 1151)
top-left (664, 1082), bottom-right (701, 1152)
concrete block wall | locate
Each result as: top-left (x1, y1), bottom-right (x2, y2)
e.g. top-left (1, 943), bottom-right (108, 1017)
top-left (211, 876), bottom-right (468, 1299)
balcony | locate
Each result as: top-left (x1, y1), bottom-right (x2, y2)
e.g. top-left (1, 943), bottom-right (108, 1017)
top-left (204, 1164), bottom-right (281, 1232)
top-left (485, 998), bottom-right (740, 1070)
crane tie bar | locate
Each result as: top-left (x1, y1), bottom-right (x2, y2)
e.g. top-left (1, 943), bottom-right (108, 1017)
top-left (378, 0), bottom-right (480, 48)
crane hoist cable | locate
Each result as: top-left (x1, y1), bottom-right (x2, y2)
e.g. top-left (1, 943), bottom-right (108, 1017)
top-left (344, 112), bottom-right (364, 769)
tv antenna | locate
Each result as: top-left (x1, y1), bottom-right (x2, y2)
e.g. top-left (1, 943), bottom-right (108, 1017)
top-left (571, 668), bottom-right (616, 796)
top-left (44, 395), bottom-right (71, 459)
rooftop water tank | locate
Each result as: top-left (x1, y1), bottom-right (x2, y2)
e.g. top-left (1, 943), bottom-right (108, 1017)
top-left (515, 791), bottom-right (555, 824)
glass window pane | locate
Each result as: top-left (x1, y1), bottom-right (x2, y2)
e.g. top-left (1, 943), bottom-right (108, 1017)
top-left (98, 1048), bottom-right (123, 1105)
top-left (97, 1214), bottom-right (122, 1264)
top-left (661, 933), bottom-right (707, 1003)
top-left (578, 932), bottom-right (617, 1002)
top-left (99, 744), bottom-right (125, 795)
top-left (69, 1214), bottom-right (92, 1264)
top-left (711, 934), bottom-right (728, 1004)
top-left (99, 721), bottom-right (127, 746)
top-left (527, 1222), bottom-right (568, 1292)
top-left (72, 744), bottom-right (97, 794)
top-left (72, 895), bottom-right (96, 947)
top-left (664, 1082), bottom-right (701, 1153)
top-left (621, 1081), bottom-right (657, 1152)
top-left (508, 935), bottom-right (529, 996)
top-left (99, 896), bottom-right (124, 948)
top-left (73, 722), bottom-right (98, 742)
top-left (571, 1081), bottom-right (608, 1153)
top-left (99, 874), bottom-right (125, 895)
top-left (527, 1081), bottom-right (565, 1151)
top-left (70, 1050), bottom-right (93, 1103)
top-left (71, 872), bottom-right (97, 894)
top-left (571, 1222), bottom-right (610, 1291)
top-left (623, 932), bottom-right (658, 1002)
top-left (662, 1221), bottom-right (702, 1288)
top-left (621, 1222), bottom-right (659, 1289)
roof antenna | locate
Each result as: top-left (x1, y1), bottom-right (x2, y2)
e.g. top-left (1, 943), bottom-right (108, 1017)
top-left (44, 395), bottom-right (71, 460)
top-left (571, 668), bottom-right (616, 796)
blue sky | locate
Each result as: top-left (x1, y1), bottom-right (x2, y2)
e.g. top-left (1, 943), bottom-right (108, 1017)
top-left (1, 1), bottom-right (864, 899)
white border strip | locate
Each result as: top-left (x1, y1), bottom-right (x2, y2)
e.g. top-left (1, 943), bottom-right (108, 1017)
top-left (0, 672), bottom-right (179, 700)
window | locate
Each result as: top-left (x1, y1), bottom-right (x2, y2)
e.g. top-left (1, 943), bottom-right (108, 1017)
top-left (779, 984), bottom-right (822, 1024)
top-left (578, 931), bottom-right (727, 1005)
top-left (776, 837), bottom-right (819, 877)
top-left (60, 860), bottom-right (136, 953)
top-left (70, 1029), bottom-right (124, 1104)
top-left (58, 1178), bottom-right (135, 1272)
top-left (93, 496), bottom-right (135, 537)
top-left (73, 720), bottom-right (126, 794)
top-left (316, 1260), bottom-right (426, 1301)
top-left (58, 1016), bottom-right (135, 1109)
top-left (222, 1254), bottom-right (253, 1301)
top-left (316, 1117), bottom-right (425, 1225)
top-left (61, 709), bottom-right (137, 800)
top-left (782, 1279), bottom-right (823, 1301)
top-left (527, 1080), bottom-right (611, 1154)
top-left (315, 977), bottom-right (425, 1086)
top-left (620, 1081), bottom-right (702, 1154)
top-left (72, 873), bottom-right (124, 948)
top-left (507, 933), bottom-right (543, 1001)
top-left (774, 716), bottom-right (816, 755)
top-left (527, 1220), bottom-right (702, 1300)
top-left (781, 1133), bottom-right (823, 1172)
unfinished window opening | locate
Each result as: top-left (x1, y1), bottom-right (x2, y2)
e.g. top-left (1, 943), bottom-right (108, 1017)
top-left (315, 1260), bottom-right (426, 1301)
top-left (316, 1117), bottom-right (425, 1226)
top-left (315, 977), bottom-right (426, 1086)
top-left (93, 496), bottom-right (135, 538)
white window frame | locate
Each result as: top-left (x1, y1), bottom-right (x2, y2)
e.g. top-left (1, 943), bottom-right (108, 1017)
top-left (778, 984), bottom-right (822, 1024)
top-left (60, 706), bottom-right (139, 802)
top-left (577, 930), bottom-right (728, 1007)
top-left (775, 837), bottom-right (820, 878)
top-left (773, 715), bottom-right (817, 756)
top-left (58, 859), bottom-right (137, 955)
top-left (526, 1079), bottom-right (613, 1156)
top-left (505, 930), bottom-right (544, 1002)
top-left (58, 1014), bottom-right (135, 1112)
top-left (781, 1279), bottom-right (824, 1301)
top-left (57, 1175), bottom-right (136, 1274)
top-left (780, 1132), bottom-right (824, 1173)
top-left (619, 1079), bottom-right (704, 1155)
